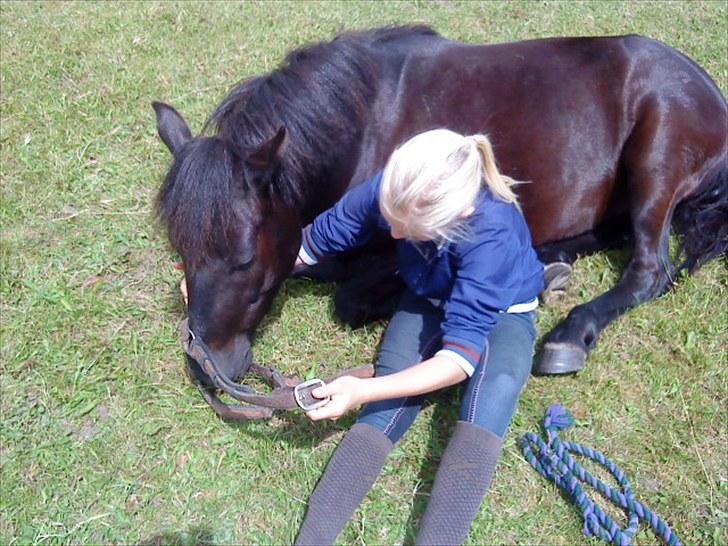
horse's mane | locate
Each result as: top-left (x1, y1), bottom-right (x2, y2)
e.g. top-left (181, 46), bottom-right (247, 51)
top-left (157, 25), bottom-right (439, 265)
top-left (206, 24), bottom-right (438, 198)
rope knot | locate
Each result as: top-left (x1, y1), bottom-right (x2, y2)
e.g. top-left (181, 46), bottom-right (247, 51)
top-left (544, 403), bottom-right (574, 431)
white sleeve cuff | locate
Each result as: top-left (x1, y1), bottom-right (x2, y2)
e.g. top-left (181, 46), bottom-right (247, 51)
top-left (298, 246), bottom-right (318, 266)
top-left (435, 349), bottom-right (475, 377)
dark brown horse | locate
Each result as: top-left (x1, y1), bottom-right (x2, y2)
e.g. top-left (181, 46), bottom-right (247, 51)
top-left (154, 27), bottom-right (726, 411)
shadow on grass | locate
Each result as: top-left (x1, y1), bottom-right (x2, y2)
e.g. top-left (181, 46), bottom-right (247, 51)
top-left (139, 526), bottom-right (217, 546)
top-left (224, 409), bottom-right (359, 448)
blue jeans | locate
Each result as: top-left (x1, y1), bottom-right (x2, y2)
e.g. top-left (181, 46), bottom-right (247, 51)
top-left (357, 290), bottom-right (536, 442)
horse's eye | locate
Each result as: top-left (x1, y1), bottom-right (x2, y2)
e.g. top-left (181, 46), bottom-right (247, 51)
top-left (230, 260), bottom-right (254, 273)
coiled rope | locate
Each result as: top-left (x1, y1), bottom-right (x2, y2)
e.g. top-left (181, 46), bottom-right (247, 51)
top-left (520, 404), bottom-right (682, 546)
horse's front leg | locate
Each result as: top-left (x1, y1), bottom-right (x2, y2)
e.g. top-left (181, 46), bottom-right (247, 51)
top-left (535, 246), bottom-right (674, 374)
top-left (535, 185), bottom-right (677, 375)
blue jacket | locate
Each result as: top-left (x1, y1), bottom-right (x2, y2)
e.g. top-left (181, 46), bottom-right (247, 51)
top-left (300, 171), bottom-right (544, 376)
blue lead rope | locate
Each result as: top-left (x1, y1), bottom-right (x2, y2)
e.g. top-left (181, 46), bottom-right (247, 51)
top-left (520, 404), bottom-right (682, 546)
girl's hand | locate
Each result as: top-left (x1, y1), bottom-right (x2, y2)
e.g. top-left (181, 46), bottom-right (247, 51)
top-left (291, 255), bottom-right (307, 276)
top-left (306, 356), bottom-right (467, 422)
top-left (180, 277), bottom-right (188, 306)
top-left (175, 262), bottom-right (188, 306)
top-left (306, 376), bottom-right (370, 421)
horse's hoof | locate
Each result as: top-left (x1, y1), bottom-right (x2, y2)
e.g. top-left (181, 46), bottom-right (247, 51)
top-left (543, 261), bottom-right (572, 294)
top-left (534, 342), bottom-right (586, 375)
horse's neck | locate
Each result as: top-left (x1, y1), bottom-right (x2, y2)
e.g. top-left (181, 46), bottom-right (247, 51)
top-left (293, 120), bottom-right (377, 226)
top-left (295, 154), bottom-right (364, 226)
top-left (285, 41), bottom-right (414, 224)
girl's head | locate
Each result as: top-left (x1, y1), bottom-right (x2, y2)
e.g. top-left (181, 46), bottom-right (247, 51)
top-left (379, 129), bottom-right (520, 244)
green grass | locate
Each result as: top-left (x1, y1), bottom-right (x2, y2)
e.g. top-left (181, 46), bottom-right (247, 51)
top-left (1, 1), bottom-right (726, 544)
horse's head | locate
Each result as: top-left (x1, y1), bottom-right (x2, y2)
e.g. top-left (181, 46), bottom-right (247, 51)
top-left (153, 102), bottom-right (301, 384)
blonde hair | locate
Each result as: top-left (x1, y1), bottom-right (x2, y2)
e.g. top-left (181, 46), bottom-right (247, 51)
top-left (379, 129), bottom-right (521, 244)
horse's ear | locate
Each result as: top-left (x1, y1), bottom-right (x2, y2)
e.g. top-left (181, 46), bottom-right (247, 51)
top-left (153, 101), bottom-right (192, 155)
top-left (246, 127), bottom-right (288, 171)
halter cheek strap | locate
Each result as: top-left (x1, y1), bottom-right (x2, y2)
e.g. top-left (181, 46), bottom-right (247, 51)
top-left (178, 318), bottom-right (374, 419)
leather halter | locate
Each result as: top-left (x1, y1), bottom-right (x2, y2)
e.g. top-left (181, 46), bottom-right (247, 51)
top-left (179, 318), bottom-right (374, 419)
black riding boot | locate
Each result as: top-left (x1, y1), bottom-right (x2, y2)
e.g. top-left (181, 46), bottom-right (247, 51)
top-left (416, 421), bottom-right (503, 546)
top-left (295, 423), bottom-right (393, 546)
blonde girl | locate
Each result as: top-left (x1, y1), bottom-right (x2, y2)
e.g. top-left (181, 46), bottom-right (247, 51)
top-left (295, 129), bottom-right (544, 545)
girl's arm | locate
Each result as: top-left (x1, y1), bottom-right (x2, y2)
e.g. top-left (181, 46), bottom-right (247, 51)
top-left (300, 172), bottom-right (384, 264)
top-left (306, 355), bottom-right (467, 421)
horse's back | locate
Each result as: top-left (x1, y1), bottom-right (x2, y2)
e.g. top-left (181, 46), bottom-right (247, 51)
top-left (367, 34), bottom-right (726, 243)
top-left (393, 33), bottom-right (725, 154)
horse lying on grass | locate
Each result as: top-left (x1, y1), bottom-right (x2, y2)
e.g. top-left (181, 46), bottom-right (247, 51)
top-left (154, 26), bottom-right (727, 419)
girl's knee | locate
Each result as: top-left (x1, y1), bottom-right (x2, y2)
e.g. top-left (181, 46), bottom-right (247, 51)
top-left (492, 369), bottom-right (528, 400)
top-left (481, 351), bottom-right (532, 392)
top-left (463, 371), bottom-right (524, 436)
top-left (509, 357), bottom-right (532, 390)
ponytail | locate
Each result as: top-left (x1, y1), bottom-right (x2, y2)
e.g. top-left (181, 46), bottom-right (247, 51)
top-left (469, 134), bottom-right (522, 211)
top-left (380, 129), bottom-right (524, 245)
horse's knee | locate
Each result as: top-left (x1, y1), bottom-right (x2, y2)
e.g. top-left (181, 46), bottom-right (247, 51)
top-left (333, 262), bottom-right (404, 327)
top-left (542, 261), bottom-right (573, 296)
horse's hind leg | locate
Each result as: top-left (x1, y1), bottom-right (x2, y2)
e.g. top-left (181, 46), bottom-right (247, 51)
top-left (535, 109), bottom-right (719, 374)
top-left (536, 206), bottom-right (676, 374)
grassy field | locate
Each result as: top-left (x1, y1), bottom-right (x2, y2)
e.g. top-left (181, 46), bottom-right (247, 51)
top-left (1, 1), bottom-right (726, 545)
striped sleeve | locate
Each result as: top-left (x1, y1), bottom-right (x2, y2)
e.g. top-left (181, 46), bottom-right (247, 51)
top-left (438, 222), bottom-right (522, 375)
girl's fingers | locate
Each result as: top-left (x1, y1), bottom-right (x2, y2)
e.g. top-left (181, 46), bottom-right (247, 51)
top-left (180, 277), bottom-right (188, 305)
top-left (174, 262), bottom-right (188, 306)
top-left (307, 401), bottom-right (345, 421)
top-left (312, 385), bottom-right (332, 399)
top-left (306, 407), bottom-right (330, 421)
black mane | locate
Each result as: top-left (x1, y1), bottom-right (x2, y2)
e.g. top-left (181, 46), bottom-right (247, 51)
top-left (156, 137), bottom-right (242, 265)
top-left (157, 26), bottom-right (439, 265)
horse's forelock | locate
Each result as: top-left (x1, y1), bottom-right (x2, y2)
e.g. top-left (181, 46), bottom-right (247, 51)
top-left (156, 138), bottom-right (241, 267)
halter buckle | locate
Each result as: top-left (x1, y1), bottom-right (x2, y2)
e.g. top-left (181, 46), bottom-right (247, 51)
top-left (294, 378), bottom-right (329, 411)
